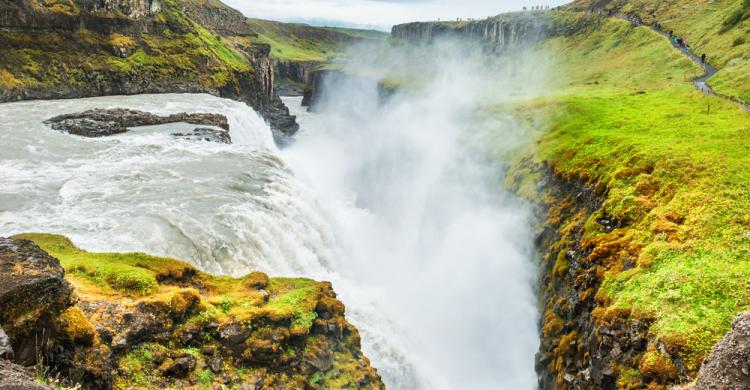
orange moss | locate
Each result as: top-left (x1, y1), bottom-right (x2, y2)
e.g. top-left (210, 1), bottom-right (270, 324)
top-left (244, 271), bottom-right (270, 289)
top-left (543, 309), bottom-right (565, 337)
top-left (556, 331), bottom-right (579, 355)
top-left (59, 306), bottom-right (96, 346)
top-left (639, 350), bottom-right (677, 381)
top-left (109, 33), bottom-right (136, 47)
top-left (143, 288), bottom-right (203, 318)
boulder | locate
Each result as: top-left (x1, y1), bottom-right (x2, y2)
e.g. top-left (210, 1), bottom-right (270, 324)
top-left (45, 108), bottom-right (230, 138)
top-left (0, 359), bottom-right (53, 390)
top-left (161, 355), bottom-right (196, 378)
top-left (0, 238), bottom-right (71, 365)
top-left (696, 313), bottom-right (750, 389)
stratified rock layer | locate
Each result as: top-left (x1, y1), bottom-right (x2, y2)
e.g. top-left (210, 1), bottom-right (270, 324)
top-left (392, 13), bottom-right (553, 50)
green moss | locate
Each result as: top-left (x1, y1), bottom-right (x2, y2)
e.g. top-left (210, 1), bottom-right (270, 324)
top-left (13, 233), bottom-right (194, 295)
top-left (118, 343), bottom-right (166, 387)
top-left (263, 278), bottom-right (321, 334)
top-left (196, 368), bottom-right (214, 388)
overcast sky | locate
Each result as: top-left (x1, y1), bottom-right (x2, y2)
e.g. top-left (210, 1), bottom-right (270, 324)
top-left (224, 0), bottom-right (572, 30)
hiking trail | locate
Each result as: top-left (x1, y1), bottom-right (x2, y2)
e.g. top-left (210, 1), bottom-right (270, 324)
top-left (601, 11), bottom-right (750, 112)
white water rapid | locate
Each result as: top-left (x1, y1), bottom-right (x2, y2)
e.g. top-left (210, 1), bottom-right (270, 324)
top-left (0, 40), bottom-right (545, 390)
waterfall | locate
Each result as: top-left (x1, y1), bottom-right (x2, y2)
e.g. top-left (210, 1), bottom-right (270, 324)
top-left (0, 37), bottom-right (547, 389)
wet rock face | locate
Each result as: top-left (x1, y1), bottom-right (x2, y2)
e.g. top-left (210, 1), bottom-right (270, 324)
top-left (0, 359), bottom-right (53, 390)
top-left (171, 128), bottom-right (232, 144)
top-left (0, 238), bottom-right (71, 366)
top-left (45, 108), bottom-right (231, 142)
top-left (696, 313), bottom-right (750, 389)
top-left (275, 60), bottom-right (322, 96)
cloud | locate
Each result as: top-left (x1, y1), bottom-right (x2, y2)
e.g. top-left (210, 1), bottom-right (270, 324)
top-left (224, 0), bottom-right (570, 29)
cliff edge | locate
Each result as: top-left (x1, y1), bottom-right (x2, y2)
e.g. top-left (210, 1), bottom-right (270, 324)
top-left (0, 234), bottom-right (384, 389)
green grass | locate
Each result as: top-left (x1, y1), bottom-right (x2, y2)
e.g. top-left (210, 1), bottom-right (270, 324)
top-left (194, 23), bottom-right (250, 71)
top-left (247, 19), bottom-right (347, 62)
top-left (567, 0), bottom-right (750, 102)
top-left (0, 0), bottom-right (253, 94)
top-left (505, 12), bottom-right (750, 373)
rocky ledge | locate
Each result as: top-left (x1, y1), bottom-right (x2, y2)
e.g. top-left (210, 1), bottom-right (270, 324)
top-left (45, 108), bottom-right (232, 143)
top-left (0, 359), bottom-right (53, 390)
top-left (0, 234), bottom-right (384, 389)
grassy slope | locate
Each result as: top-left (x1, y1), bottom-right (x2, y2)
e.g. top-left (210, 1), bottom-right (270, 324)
top-left (510, 11), bottom-right (750, 375)
top-left (247, 19), bottom-right (363, 62)
top-left (567, 0), bottom-right (750, 102)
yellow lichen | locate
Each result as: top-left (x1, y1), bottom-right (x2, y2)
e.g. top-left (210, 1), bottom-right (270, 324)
top-left (109, 33), bottom-right (136, 47)
top-left (0, 69), bottom-right (22, 89)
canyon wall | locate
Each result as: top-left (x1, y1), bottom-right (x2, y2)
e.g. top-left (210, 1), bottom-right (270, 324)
top-left (391, 13), bottom-right (554, 51)
top-left (389, 12), bottom-right (744, 389)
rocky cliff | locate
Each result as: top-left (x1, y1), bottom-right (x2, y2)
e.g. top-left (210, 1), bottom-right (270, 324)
top-left (0, 0), bottom-right (298, 141)
top-left (275, 60), bottom-right (321, 96)
top-left (0, 234), bottom-right (385, 389)
top-left (519, 164), bottom-right (659, 389)
top-left (391, 13), bottom-right (554, 51)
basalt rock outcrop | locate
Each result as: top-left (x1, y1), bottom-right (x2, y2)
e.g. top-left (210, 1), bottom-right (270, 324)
top-left (0, 0), bottom-right (298, 143)
top-left (275, 60), bottom-right (322, 96)
top-left (0, 234), bottom-right (384, 389)
top-left (45, 108), bottom-right (231, 141)
top-left (512, 163), bottom-right (680, 389)
top-left (392, 13), bottom-right (554, 51)
top-left (0, 359), bottom-right (53, 390)
top-left (696, 313), bottom-right (750, 389)
top-left (171, 127), bottom-right (231, 143)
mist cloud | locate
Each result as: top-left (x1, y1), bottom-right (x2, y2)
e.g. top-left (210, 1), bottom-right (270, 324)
top-left (281, 36), bottom-right (551, 388)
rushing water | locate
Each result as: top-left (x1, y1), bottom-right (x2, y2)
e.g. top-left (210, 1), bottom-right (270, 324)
top-left (0, 41), bottom-right (542, 389)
